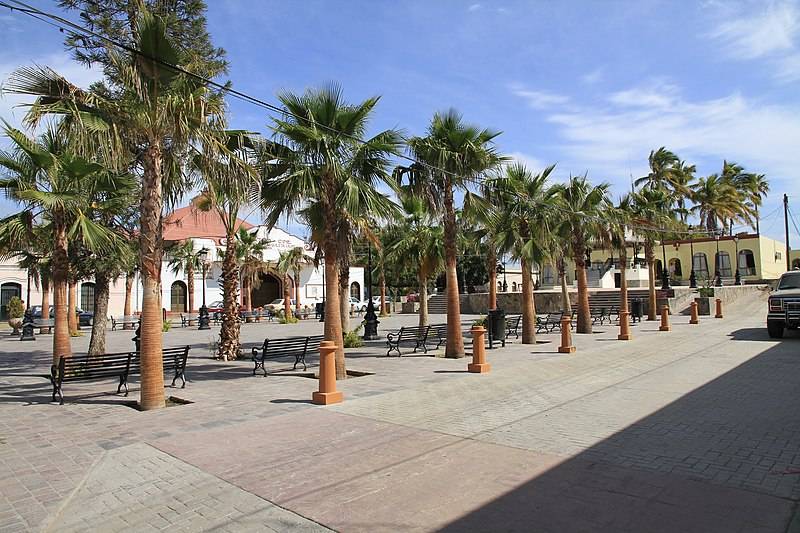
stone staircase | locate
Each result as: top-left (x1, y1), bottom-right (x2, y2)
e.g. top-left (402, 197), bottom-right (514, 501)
top-left (426, 294), bottom-right (448, 314)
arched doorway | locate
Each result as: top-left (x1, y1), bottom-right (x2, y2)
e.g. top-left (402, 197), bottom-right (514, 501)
top-left (0, 282), bottom-right (22, 320)
top-left (251, 272), bottom-right (281, 308)
top-left (738, 249), bottom-right (756, 276)
top-left (170, 281), bottom-right (187, 313)
top-left (654, 259), bottom-right (663, 279)
top-left (668, 258), bottom-right (682, 279)
top-left (793, 258), bottom-right (800, 270)
top-left (80, 282), bottom-right (95, 313)
top-left (350, 281), bottom-right (361, 301)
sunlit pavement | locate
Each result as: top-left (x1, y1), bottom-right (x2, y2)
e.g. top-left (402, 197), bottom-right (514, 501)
top-left (2, 292), bottom-right (799, 532)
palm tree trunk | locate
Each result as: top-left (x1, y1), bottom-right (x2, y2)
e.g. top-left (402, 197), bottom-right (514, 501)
top-left (88, 271), bottom-right (110, 357)
top-left (123, 273), bottom-right (134, 329)
top-left (218, 227), bottom-right (241, 361)
top-left (139, 143), bottom-right (166, 410)
top-left (51, 219), bottom-right (71, 365)
top-left (379, 272), bottom-right (387, 317)
top-left (67, 281), bottom-right (78, 336)
top-left (418, 269), bottom-right (429, 328)
top-left (488, 248), bottom-right (497, 310)
top-left (283, 274), bottom-right (292, 319)
top-left (443, 182), bottom-right (464, 358)
top-left (619, 251), bottom-right (629, 314)
top-left (294, 270), bottom-right (301, 312)
top-left (521, 257), bottom-right (536, 344)
top-left (339, 259), bottom-right (350, 333)
top-left (40, 276), bottom-right (50, 333)
top-left (187, 263), bottom-right (195, 313)
top-left (646, 242), bottom-right (657, 320)
top-left (574, 240), bottom-right (592, 334)
top-left (323, 242), bottom-right (346, 378)
top-left (559, 259), bottom-right (571, 314)
top-left (241, 279), bottom-right (250, 311)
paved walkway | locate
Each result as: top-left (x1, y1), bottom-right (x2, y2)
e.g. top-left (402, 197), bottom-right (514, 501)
top-left (1, 292), bottom-right (799, 531)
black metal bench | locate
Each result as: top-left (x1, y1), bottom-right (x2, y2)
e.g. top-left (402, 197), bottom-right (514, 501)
top-left (427, 324), bottom-right (448, 351)
top-left (536, 313), bottom-right (562, 333)
top-left (252, 334), bottom-right (324, 376)
top-left (111, 315), bottom-right (139, 331)
top-left (33, 318), bottom-right (54, 333)
top-left (386, 325), bottom-right (430, 356)
top-left (50, 346), bottom-right (190, 404)
top-left (180, 314), bottom-right (196, 327)
top-left (505, 315), bottom-right (521, 339)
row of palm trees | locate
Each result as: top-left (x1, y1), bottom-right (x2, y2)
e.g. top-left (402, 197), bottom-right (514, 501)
top-left (0, 7), bottom-right (768, 410)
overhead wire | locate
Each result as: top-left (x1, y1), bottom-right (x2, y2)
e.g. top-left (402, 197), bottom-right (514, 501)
top-left (0, 0), bottom-right (779, 240)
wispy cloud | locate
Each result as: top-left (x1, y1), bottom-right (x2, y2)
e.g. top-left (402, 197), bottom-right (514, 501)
top-left (468, 3), bottom-right (481, 12)
top-left (708, 1), bottom-right (800, 82)
top-left (509, 85), bottom-right (570, 109)
top-left (581, 67), bottom-right (604, 85)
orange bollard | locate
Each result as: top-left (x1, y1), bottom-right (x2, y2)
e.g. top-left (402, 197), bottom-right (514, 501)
top-left (468, 326), bottom-right (491, 373)
top-left (689, 301), bottom-right (699, 324)
top-left (558, 316), bottom-right (576, 353)
top-left (618, 310), bottom-right (632, 340)
top-left (312, 340), bottom-right (343, 405)
top-left (659, 305), bottom-right (671, 332)
top-left (715, 298), bottom-right (723, 319)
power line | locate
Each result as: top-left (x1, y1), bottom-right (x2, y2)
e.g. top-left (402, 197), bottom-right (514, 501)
top-left (0, 0), bottom-right (779, 240)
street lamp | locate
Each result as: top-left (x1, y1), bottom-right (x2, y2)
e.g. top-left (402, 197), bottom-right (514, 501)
top-left (319, 253), bottom-right (326, 322)
top-left (502, 255), bottom-right (507, 292)
top-left (734, 235), bottom-right (742, 285)
top-left (198, 247), bottom-right (211, 330)
top-left (660, 232), bottom-right (671, 290)
top-left (688, 225), bottom-right (697, 289)
top-left (363, 243), bottom-right (379, 340)
top-left (714, 231), bottom-right (722, 287)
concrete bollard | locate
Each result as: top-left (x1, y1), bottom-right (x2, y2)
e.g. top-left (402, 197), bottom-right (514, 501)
top-left (558, 316), bottom-right (576, 353)
top-left (715, 298), bottom-right (723, 319)
top-left (659, 305), bottom-right (671, 332)
top-left (312, 340), bottom-right (343, 405)
top-left (689, 301), bottom-right (699, 324)
top-left (618, 310), bottom-right (632, 341)
top-left (467, 326), bottom-right (491, 373)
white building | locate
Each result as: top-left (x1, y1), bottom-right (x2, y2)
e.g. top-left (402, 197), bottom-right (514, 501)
top-left (0, 201), bottom-right (364, 320)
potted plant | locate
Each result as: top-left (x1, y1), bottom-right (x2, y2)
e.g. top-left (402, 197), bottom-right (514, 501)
top-left (695, 278), bottom-right (714, 315)
top-left (6, 296), bottom-right (24, 335)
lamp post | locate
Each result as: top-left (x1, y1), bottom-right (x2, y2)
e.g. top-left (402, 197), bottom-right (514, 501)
top-left (714, 231), bottom-right (722, 287)
top-left (363, 244), bottom-right (379, 340)
top-left (198, 247), bottom-right (210, 330)
top-left (688, 225), bottom-right (697, 289)
top-left (734, 235), bottom-right (741, 285)
top-left (319, 253), bottom-right (325, 322)
top-left (660, 233), bottom-right (671, 290)
top-left (502, 255), bottom-right (507, 292)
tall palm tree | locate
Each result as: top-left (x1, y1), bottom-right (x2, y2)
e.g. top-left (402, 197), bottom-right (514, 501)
top-left (486, 163), bottom-right (556, 344)
top-left (386, 194), bottom-right (445, 327)
top-left (276, 249), bottom-right (306, 320)
top-left (278, 246), bottom-right (311, 313)
top-left (6, 9), bottom-right (228, 410)
top-left (0, 125), bottom-right (117, 363)
top-left (395, 110), bottom-right (504, 358)
top-left (733, 171), bottom-right (769, 234)
top-left (553, 176), bottom-right (611, 334)
top-left (635, 147), bottom-right (679, 191)
top-left (261, 85), bottom-right (402, 379)
top-left (167, 239), bottom-right (202, 314)
top-left (235, 228), bottom-right (270, 311)
top-left (607, 195), bottom-right (635, 331)
top-left (631, 188), bottom-right (674, 320)
top-left (690, 175), bottom-right (741, 232)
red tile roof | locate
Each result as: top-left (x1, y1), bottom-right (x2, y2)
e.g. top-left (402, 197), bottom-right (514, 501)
top-left (163, 199), bottom-right (253, 244)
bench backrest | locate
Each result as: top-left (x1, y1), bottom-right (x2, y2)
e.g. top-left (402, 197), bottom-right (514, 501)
top-left (506, 315), bottom-right (521, 326)
top-left (56, 352), bottom-right (133, 382)
top-left (34, 318), bottom-right (55, 326)
top-left (262, 336), bottom-right (312, 356)
top-left (400, 325), bottom-right (430, 339)
top-left (428, 324), bottom-right (446, 338)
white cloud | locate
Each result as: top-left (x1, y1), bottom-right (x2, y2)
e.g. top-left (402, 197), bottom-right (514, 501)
top-left (509, 86), bottom-right (570, 109)
top-left (0, 52), bottom-right (102, 131)
top-left (468, 3), bottom-right (482, 12)
top-left (607, 84), bottom-right (680, 109)
top-left (711, 2), bottom-right (800, 59)
top-left (581, 67), bottom-right (604, 85)
top-left (506, 151), bottom-right (545, 172)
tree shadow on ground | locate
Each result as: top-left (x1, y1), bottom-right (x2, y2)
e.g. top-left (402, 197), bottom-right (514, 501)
top-left (437, 334), bottom-right (800, 532)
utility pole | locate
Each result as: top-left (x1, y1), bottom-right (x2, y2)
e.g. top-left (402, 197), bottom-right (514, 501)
top-left (784, 193), bottom-right (790, 271)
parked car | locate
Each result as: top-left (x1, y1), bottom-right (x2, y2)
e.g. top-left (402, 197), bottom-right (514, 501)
top-left (30, 305), bottom-right (92, 326)
top-left (767, 271), bottom-right (800, 338)
top-left (266, 298), bottom-right (295, 312)
top-left (31, 305), bottom-right (53, 319)
top-left (206, 300), bottom-right (224, 313)
top-left (348, 297), bottom-right (367, 312)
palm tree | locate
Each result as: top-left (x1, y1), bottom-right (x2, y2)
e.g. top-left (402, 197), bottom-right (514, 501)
top-left (278, 246), bottom-right (311, 313)
top-left (607, 195), bottom-right (635, 331)
top-left (553, 176), bottom-right (611, 334)
top-left (235, 228), bottom-right (270, 311)
top-left (733, 171), bottom-right (769, 234)
top-left (630, 188), bottom-right (674, 320)
top-left (635, 147), bottom-right (679, 191)
top-left (690, 175), bottom-right (741, 232)
top-left (395, 110), bottom-right (504, 358)
top-left (168, 240), bottom-right (202, 314)
top-left (261, 85), bottom-right (402, 379)
top-left (486, 163), bottom-right (556, 343)
top-left (6, 8), bottom-right (228, 410)
top-left (0, 125), bottom-right (117, 363)
top-left (386, 194), bottom-right (445, 327)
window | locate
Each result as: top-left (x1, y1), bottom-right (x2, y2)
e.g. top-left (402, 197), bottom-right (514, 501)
top-left (654, 259), bottom-right (663, 279)
top-left (793, 258), bottom-right (800, 270)
top-left (542, 265), bottom-right (554, 285)
top-left (716, 252), bottom-right (732, 277)
top-left (692, 253), bottom-right (709, 279)
top-left (0, 282), bottom-right (21, 320)
top-left (170, 281), bottom-right (187, 313)
top-left (738, 250), bottom-right (756, 276)
top-left (511, 282), bottom-right (518, 292)
top-left (80, 283), bottom-right (95, 313)
top-left (668, 258), bottom-right (682, 278)
top-left (349, 281), bottom-right (360, 300)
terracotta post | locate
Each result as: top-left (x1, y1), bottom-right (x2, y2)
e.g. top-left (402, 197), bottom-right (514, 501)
top-left (715, 298), bottom-right (723, 319)
top-left (312, 340), bottom-right (343, 405)
top-left (558, 316), bottom-right (576, 353)
top-left (468, 326), bottom-right (491, 373)
top-left (618, 310), bottom-right (632, 340)
top-left (659, 305), bottom-right (671, 332)
top-left (689, 301), bottom-right (699, 324)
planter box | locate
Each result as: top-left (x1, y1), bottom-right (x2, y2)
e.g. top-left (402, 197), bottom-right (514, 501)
top-left (695, 297), bottom-right (711, 316)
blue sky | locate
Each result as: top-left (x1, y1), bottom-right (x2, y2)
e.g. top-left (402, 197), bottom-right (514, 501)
top-left (1, 0), bottom-right (799, 243)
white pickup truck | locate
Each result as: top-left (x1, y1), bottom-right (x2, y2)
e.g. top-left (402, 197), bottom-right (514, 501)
top-left (767, 271), bottom-right (800, 338)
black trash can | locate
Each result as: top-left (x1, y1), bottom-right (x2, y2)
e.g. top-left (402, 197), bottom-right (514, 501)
top-left (487, 308), bottom-right (507, 348)
top-left (631, 298), bottom-right (643, 323)
top-left (316, 301), bottom-right (325, 321)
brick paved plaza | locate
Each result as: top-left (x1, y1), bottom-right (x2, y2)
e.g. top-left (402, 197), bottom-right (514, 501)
top-left (1, 290), bottom-right (799, 532)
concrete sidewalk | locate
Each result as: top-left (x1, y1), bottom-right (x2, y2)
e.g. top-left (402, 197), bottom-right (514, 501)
top-left (2, 293), bottom-right (799, 531)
